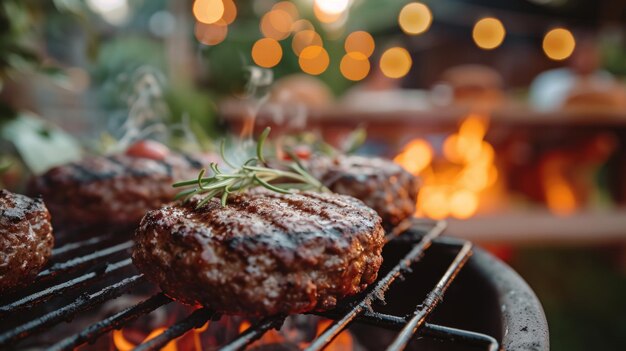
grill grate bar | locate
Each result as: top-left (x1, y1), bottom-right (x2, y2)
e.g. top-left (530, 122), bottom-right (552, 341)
top-left (317, 310), bottom-right (498, 351)
top-left (303, 221), bottom-right (446, 351)
top-left (0, 259), bottom-right (133, 317)
top-left (48, 293), bottom-right (172, 351)
top-left (37, 241), bottom-right (133, 281)
top-left (422, 323), bottom-right (499, 351)
top-left (219, 316), bottom-right (286, 351)
top-left (386, 242), bottom-right (473, 351)
top-left (0, 274), bottom-right (144, 347)
top-left (51, 234), bottom-right (115, 258)
top-left (132, 308), bottom-right (213, 351)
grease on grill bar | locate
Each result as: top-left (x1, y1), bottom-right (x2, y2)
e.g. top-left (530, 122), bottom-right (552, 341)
top-left (0, 220), bottom-right (500, 351)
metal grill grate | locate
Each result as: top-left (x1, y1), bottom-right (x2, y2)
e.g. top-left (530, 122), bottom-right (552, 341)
top-left (0, 220), bottom-right (499, 351)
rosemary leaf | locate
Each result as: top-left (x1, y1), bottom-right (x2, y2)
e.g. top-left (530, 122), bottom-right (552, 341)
top-left (257, 127), bottom-right (271, 163)
top-left (254, 175), bottom-right (291, 194)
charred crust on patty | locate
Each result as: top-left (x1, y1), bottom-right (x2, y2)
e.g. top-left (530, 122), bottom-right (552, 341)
top-left (306, 155), bottom-right (420, 229)
top-left (132, 190), bottom-right (385, 316)
top-left (28, 153), bottom-right (206, 228)
top-left (0, 189), bottom-right (54, 292)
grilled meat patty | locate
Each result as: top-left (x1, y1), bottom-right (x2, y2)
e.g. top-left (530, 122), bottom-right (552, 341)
top-left (132, 190), bottom-right (385, 316)
top-left (0, 190), bottom-right (53, 292)
top-left (29, 152), bottom-right (205, 228)
top-left (306, 155), bottom-right (419, 229)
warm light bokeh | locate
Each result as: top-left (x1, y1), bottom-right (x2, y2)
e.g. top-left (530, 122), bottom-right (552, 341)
top-left (398, 2), bottom-right (432, 35)
top-left (393, 138), bottom-right (433, 175)
top-left (313, 0), bottom-right (348, 23)
top-left (292, 19), bottom-right (315, 32)
top-left (395, 115), bottom-right (498, 220)
top-left (292, 30), bottom-right (323, 56)
top-left (220, 0), bottom-right (237, 25)
top-left (252, 38), bottom-right (283, 68)
top-left (272, 1), bottom-right (299, 20)
top-left (472, 17), bottom-right (506, 50)
top-left (299, 45), bottom-right (330, 75)
top-left (345, 31), bottom-right (375, 57)
top-left (192, 0), bottom-right (224, 25)
top-left (380, 47), bottom-right (412, 79)
top-left (340, 52), bottom-right (370, 81)
top-left (194, 20), bottom-right (228, 46)
top-left (314, 0), bottom-right (350, 15)
top-left (543, 28), bottom-right (576, 61)
top-left (450, 189), bottom-right (479, 219)
top-left (260, 9), bottom-right (294, 41)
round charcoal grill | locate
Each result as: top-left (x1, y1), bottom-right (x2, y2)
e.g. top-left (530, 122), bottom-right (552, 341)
top-left (0, 220), bottom-right (548, 351)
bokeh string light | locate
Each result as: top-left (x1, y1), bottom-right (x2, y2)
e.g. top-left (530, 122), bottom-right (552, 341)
top-left (344, 31), bottom-right (375, 57)
top-left (272, 1), bottom-right (299, 20)
top-left (220, 0), bottom-right (237, 25)
top-left (195, 20), bottom-right (228, 46)
top-left (192, 0), bottom-right (224, 24)
top-left (313, 0), bottom-right (350, 23)
top-left (398, 2), bottom-right (432, 35)
top-left (472, 17), bottom-right (506, 50)
top-left (380, 47), bottom-right (412, 79)
top-left (292, 30), bottom-right (323, 56)
top-left (543, 28), bottom-right (576, 61)
top-left (299, 45), bottom-right (330, 75)
top-left (252, 38), bottom-right (283, 68)
top-left (340, 52), bottom-right (370, 81)
top-left (260, 9), bottom-right (294, 41)
top-left (192, 1), bottom-right (577, 82)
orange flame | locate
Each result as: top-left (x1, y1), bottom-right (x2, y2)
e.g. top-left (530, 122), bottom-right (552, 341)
top-left (395, 114), bottom-right (498, 219)
top-left (113, 320), bottom-right (209, 351)
top-left (393, 138), bottom-right (433, 176)
top-left (311, 320), bottom-right (354, 351)
top-left (237, 318), bottom-right (354, 350)
top-left (237, 320), bottom-right (287, 348)
top-left (542, 156), bottom-right (577, 216)
top-left (113, 327), bottom-right (177, 351)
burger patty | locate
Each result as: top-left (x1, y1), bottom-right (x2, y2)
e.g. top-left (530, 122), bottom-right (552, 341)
top-left (29, 152), bottom-right (205, 229)
top-left (306, 155), bottom-right (420, 229)
top-left (0, 190), bottom-right (54, 292)
top-left (132, 190), bottom-right (385, 316)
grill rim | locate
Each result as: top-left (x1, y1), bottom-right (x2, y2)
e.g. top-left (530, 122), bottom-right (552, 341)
top-left (469, 246), bottom-right (550, 351)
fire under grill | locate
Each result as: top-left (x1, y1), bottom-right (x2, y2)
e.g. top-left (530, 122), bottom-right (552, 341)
top-left (0, 220), bottom-right (549, 351)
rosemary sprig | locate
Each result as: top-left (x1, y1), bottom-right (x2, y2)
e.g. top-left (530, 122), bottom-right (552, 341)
top-left (173, 127), bottom-right (328, 207)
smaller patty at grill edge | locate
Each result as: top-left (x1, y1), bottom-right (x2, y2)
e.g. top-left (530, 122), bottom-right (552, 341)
top-left (306, 155), bottom-right (420, 229)
top-left (132, 190), bottom-right (385, 316)
top-left (0, 189), bottom-right (54, 292)
top-left (28, 152), bottom-right (206, 229)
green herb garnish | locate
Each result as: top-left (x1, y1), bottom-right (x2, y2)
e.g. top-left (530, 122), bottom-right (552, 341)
top-left (173, 127), bottom-right (328, 208)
